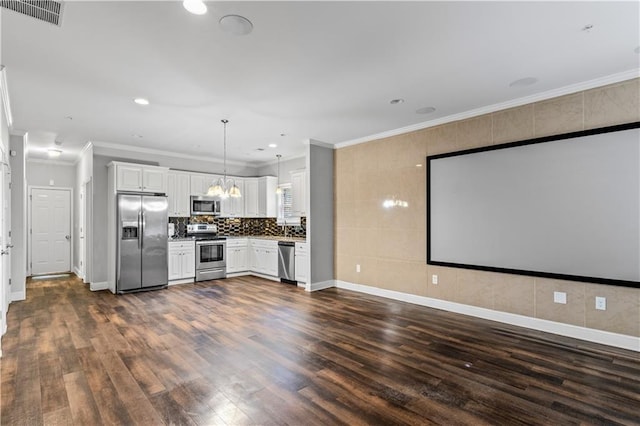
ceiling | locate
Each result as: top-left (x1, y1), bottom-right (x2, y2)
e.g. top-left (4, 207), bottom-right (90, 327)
top-left (2, 1), bottom-right (639, 166)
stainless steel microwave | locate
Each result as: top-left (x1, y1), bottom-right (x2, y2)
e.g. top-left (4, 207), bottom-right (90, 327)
top-left (190, 195), bottom-right (221, 216)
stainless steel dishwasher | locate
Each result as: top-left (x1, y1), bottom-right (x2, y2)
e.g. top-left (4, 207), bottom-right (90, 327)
top-left (277, 241), bottom-right (296, 284)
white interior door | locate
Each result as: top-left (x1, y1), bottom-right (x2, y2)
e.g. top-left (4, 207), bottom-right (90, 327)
top-left (31, 188), bottom-right (71, 275)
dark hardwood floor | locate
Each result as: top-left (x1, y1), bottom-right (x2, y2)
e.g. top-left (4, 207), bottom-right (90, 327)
top-left (1, 275), bottom-right (639, 425)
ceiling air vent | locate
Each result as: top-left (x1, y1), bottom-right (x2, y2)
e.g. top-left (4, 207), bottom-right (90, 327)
top-left (1, 0), bottom-right (64, 26)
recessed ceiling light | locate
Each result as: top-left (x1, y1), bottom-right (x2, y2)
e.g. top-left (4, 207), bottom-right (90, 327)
top-left (134, 98), bottom-right (149, 106)
top-left (390, 99), bottom-right (404, 105)
top-left (183, 0), bottom-right (207, 15)
top-left (416, 106), bottom-right (436, 114)
top-left (48, 149), bottom-right (62, 158)
top-left (220, 15), bottom-right (253, 36)
top-left (509, 77), bottom-right (538, 88)
top-left (268, 143), bottom-right (277, 148)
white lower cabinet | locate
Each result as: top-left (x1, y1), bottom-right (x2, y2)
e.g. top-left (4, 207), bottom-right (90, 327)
top-left (226, 239), bottom-right (248, 274)
top-left (294, 242), bottom-right (307, 283)
top-left (248, 239), bottom-right (278, 277)
top-left (228, 238), bottom-right (305, 281)
top-left (168, 241), bottom-right (195, 283)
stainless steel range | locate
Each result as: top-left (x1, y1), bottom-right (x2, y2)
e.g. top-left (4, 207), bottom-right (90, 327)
top-left (187, 224), bottom-right (226, 281)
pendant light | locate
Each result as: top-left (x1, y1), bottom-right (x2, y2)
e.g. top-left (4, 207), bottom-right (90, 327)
top-left (275, 154), bottom-right (282, 194)
top-left (208, 119), bottom-right (242, 199)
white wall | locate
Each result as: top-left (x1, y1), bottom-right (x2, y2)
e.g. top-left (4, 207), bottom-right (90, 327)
top-left (26, 160), bottom-right (75, 188)
top-left (9, 135), bottom-right (25, 301)
top-left (75, 143), bottom-right (93, 279)
top-left (307, 142), bottom-right (334, 288)
top-left (256, 156), bottom-right (305, 185)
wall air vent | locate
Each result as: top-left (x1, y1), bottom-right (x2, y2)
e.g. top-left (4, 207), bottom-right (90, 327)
top-left (1, 0), bottom-right (64, 26)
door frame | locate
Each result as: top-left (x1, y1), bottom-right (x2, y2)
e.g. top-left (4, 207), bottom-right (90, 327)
top-left (27, 186), bottom-right (74, 276)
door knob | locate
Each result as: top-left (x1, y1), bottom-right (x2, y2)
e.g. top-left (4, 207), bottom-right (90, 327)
top-left (65, 235), bottom-right (71, 240)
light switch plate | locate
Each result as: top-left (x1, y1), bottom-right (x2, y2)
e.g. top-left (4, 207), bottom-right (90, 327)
top-left (595, 296), bottom-right (606, 311)
top-left (432, 274), bottom-right (438, 285)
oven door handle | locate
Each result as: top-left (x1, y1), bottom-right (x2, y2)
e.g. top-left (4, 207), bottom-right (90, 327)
top-left (196, 241), bottom-right (225, 246)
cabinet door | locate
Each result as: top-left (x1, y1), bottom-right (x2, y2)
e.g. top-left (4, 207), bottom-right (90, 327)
top-left (167, 172), bottom-right (178, 215)
top-left (181, 248), bottom-right (195, 278)
top-left (290, 171), bottom-right (306, 217)
top-left (175, 173), bottom-right (191, 216)
top-left (265, 247), bottom-right (278, 276)
top-left (258, 176), bottom-right (277, 218)
top-left (168, 250), bottom-right (183, 281)
top-left (143, 168), bottom-right (167, 193)
top-left (117, 165), bottom-right (143, 191)
top-left (244, 179), bottom-right (259, 217)
top-left (221, 179), bottom-right (244, 217)
top-left (295, 253), bottom-right (307, 283)
top-left (236, 246), bottom-right (247, 271)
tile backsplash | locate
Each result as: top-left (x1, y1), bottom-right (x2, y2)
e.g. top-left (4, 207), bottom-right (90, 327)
top-left (169, 216), bottom-right (306, 238)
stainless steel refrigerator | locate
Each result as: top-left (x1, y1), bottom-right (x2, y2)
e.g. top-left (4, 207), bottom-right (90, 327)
top-left (117, 193), bottom-right (169, 293)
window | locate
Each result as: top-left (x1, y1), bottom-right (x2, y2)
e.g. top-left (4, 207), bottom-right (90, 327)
top-left (277, 184), bottom-right (301, 226)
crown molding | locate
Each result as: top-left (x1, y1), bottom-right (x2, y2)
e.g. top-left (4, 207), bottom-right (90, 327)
top-left (91, 140), bottom-right (248, 168)
top-left (335, 69), bottom-right (640, 149)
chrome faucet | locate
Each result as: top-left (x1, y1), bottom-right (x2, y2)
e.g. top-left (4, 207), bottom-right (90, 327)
top-left (283, 225), bottom-right (288, 238)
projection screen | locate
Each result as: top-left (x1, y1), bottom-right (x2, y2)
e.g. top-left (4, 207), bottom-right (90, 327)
top-left (427, 122), bottom-right (640, 288)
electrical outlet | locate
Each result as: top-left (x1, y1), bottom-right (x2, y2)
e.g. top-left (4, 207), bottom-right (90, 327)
top-left (595, 296), bottom-right (606, 311)
top-left (356, 264), bottom-right (361, 273)
top-left (432, 274), bottom-right (438, 285)
top-left (553, 291), bottom-right (567, 304)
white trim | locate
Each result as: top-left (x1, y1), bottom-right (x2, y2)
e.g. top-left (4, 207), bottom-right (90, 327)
top-left (307, 279), bottom-right (336, 292)
top-left (0, 65), bottom-right (13, 128)
top-left (249, 272), bottom-right (280, 282)
top-left (73, 266), bottom-right (82, 279)
top-left (336, 69), bottom-right (640, 149)
top-left (27, 186), bottom-right (74, 277)
top-left (90, 281), bottom-right (108, 291)
top-left (168, 278), bottom-right (194, 286)
top-left (10, 290), bottom-right (25, 302)
top-left (92, 140), bottom-right (248, 168)
top-left (27, 158), bottom-right (76, 167)
top-left (227, 271), bottom-right (251, 278)
top-left (307, 139), bottom-right (334, 149)
top-left (336, 280), bottom-right (640, 352)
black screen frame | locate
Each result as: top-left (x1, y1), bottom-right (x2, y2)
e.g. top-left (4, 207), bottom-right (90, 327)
top-left (426, 121), bottom-right (640, 289)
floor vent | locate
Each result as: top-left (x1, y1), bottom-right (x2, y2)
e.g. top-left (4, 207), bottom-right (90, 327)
top-left (1, 0), bottom-right (64, 26)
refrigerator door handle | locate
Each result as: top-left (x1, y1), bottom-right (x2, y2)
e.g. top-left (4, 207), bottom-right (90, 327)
top-left (138, 210), bottom-right (142, 249)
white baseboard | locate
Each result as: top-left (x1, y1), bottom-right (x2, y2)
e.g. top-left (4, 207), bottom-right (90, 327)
top-left (249, 272), bottom-right (280, 282)
top-left (336, 280), bottom-right (640, 352)
top-left (90, 281), bottom-right (109, 291)
top-left (10, 290), bottom-right (25, 302)
top-left (168, 278), bottom-right (194, 286)
top-left (227, 271), bottom-right (251, 278)
top-left (307, 279), bottom-right (336, 292)
top-left (73, 266), bottom-right (83, 280)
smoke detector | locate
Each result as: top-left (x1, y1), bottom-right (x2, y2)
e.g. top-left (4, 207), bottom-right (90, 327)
top-left (1, 0), bottom-right (64, 26)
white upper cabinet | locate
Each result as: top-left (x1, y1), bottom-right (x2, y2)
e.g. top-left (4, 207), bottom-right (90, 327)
top-left (112, 162), bottom-right (168, 193)
top-left (245, 176), bottom-right (277, 218)
top-left (190, 173), bottom-right (219, 195)
top-left (167, 171), bottom-right (190, 217)
top-left (221, 178), bottom-right (245, 217)
top-left (290, 170), bottom-right (306, 217)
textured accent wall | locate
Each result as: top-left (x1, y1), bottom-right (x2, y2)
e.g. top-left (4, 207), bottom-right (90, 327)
top-left (335, 78), bottom-right (640, 337)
